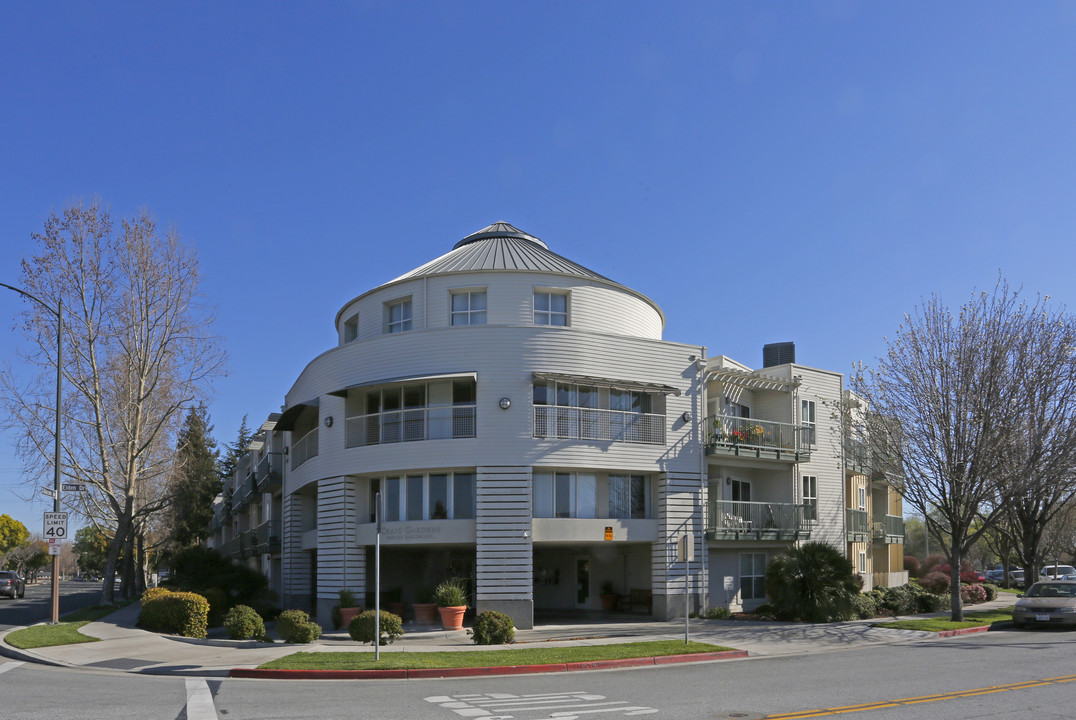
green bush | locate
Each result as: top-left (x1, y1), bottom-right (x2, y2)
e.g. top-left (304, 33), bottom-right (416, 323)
top-left (853, 593), bottom-right (877, 619)
top-left (703, 606), bottom-right (730, 620)
top-left (433, 579), bottom-right (468, 607)
top-left (881, 584), bottom-right (918, 615)
top-left (982, 583), bottom-right (998, 601)
top-left (765, 542), bottom-right (860, 622)
top-left (470, 611), bottom-right (515, 645)
top-left (915, 593), bottom-right (942, 613)
top-left (166, 546), bottom-right (275, 614)
top-left (961, 583), bottom-right (987, 605)
top-left (140, 586), bottom-right (171, 605)
top-left (138, 590), bottom-right (209, 638)
top-left (223, 605), bottom-right (265, 640)
top-left (276, 609), bottom-right (322, 644)
top-left (348, 610), bottom-right (404, 645)
top-left (202, 587), bottom-right (228, 628)
top-left (752, 603), bottom-right (777, 619)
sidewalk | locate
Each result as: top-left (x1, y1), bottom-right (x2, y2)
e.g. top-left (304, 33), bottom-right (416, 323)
top-left (0, 597), bottom-right (1015, 678)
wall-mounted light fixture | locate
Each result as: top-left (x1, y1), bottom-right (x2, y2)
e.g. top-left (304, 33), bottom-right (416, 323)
top-left (323, 416), bottom-right (334, 428)
top-left (681, 411), bottom-right (692, 422)
top-left (522, 529), bottom-right (531, 539)
top-left (725, 476), bottom-right (732, 485)
top-left (283, 446), bottom-right (289, 456)
top-left (499, 397), bottom-right (512, 410)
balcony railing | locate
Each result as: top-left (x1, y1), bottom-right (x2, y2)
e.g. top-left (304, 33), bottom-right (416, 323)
top-left (845, 437), bottom-right (871, 474)
top-left (847, 508), bottom-right (869, 540)
top-left (706, 500), bottom-right (811, 541)
top-left (533, 406), bottom-right (665, 445)
top-left (872, 514), bottom-right (905, 542)
top-left (706, 415), bottom-right (812, 461)
top-left (241, 521), bottom-right (280, 557)
top-left (255, 453), bottom-right (282, 493)
top-left (234, 473), bottom-right (254, 510)
top-left (291, 427), bottom-right (319, 469)
top-left (345, 406), bottom-right (476, 447)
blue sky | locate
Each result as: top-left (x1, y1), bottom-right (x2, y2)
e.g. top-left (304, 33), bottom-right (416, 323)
top-left (2, 2), bottom-right (1076, 532)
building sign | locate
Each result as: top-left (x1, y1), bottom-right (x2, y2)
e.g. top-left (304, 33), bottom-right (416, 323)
top-left (604, 526), bottom-right (613, 541)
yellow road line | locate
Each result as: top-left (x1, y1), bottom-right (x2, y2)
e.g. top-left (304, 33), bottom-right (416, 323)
top-left (762, 675), bottom-right (1076, 719)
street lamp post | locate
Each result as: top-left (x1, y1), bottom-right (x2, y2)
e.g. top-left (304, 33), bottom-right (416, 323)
top-left (1, 282), bottom-right (63, 624)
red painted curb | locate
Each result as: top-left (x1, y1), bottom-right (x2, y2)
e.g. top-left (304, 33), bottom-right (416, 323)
top-left (937, 625), bottom-right (991, 638)
top-left (229, 649), bottom-right (747, 680)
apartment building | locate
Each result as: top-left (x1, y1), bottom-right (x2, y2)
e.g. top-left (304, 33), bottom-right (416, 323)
top-left (208, 222), bottom-right (905, 628)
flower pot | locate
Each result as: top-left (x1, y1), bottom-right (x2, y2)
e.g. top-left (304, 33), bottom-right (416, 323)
top-left (339, 606), bottom-right (362, 628)
top-left (438, 605), bottom-right (466, 630)
top-left (600, 593), bottom-right (619, 612)
top-left (388, 601), bottom-right (406, 620)
top-left (412, 602), bottom-right (438, 625)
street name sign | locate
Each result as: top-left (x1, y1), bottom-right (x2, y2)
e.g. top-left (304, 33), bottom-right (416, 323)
top-left (62, 483), bottom-right (86, 492)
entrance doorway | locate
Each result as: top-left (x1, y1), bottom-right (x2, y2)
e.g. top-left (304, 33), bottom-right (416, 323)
top-left (576, 557), bottom-right (590, 607)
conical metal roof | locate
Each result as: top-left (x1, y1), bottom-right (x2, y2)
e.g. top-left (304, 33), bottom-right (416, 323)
top-left (387, 222), bottom-right (611, 284)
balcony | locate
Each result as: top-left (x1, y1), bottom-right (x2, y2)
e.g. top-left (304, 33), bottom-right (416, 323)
top-left (255, 453), bottom-right (282, 493)
top-left (241, 521), bottom-right (280, 557)
top-left (706, 415), bottom-right (811, 462)
top-left (291, 427), bottom-right (319, 469)
top-left (872, 515), bottom-right (905, 544)
top-left (217, 536), bottom-right (241, 559)
top-left (534, 406), bottom-right (665, 445)
top-left (845, 437), bottom-right (871, 475)
top-left (706, 500), bottom-right (811, 541)
top-left (346, 406), bottom-right (476, 447)
top-left (234, 474), bottom-right (254, 511)
top-left (847, 508), bottom-right (869, 542)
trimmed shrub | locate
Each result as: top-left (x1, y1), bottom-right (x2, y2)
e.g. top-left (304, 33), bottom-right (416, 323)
top-left (982, 583), bottom-right (998, 601)
top-left (960, 583), bottom-right (987, 606)
top-left (223, 605), bottom-right (265, 640)
top-left (765, 542), bottom-right (860, 622)
top-left (276, 609), bottom-right (322, 644)
top-left (915, 593), bottom-right (942, 613)
top-left (703, 606), bottom-right (730, 620)
top-left (853, 593), bottom-right (877, 619)
top-left (203, 587), bottom-right (228, 628)
top-left (348, 610), bottom-right (404, 645)
top-left (141, 586), bottom-right (171, 605)
top-left (904, 555), bottom-right (921, 578)
top-left (138, 590), bottom-right (209, 638)
top-left (919, 571), bottom-right (950, 595)
top-left (471, 611), bottom-right (515, 645)
top-left (881, 584), bottom-right (918, 615)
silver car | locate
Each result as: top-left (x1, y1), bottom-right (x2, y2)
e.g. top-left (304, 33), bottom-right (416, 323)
top-left (1012, 581), bottom-right (1076, 628)
top-left (0, 571), bottom-right (25, 599)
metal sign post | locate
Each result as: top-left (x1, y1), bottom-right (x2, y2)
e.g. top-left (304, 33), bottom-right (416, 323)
top-left (374, 491), bottom-right (382, 662)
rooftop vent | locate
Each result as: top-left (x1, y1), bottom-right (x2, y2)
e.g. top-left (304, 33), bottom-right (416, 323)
top-left (763, 342), bottom-right (795, 368)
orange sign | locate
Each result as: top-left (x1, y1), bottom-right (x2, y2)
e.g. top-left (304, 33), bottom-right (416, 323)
top-left (604, 526), bottom-right (613, 541)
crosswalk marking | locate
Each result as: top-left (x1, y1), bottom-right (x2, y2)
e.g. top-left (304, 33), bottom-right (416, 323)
top-left (425, 691), bottom-right (658, 719)
top-left (0, 662), bottom-right (24, 675)
top-left (185, 678), bottom-right (218, 720)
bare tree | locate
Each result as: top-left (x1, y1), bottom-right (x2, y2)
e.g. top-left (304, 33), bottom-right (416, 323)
top-left (856, 281), bottom-right (1030, 620)
top-left (0, 199), bottom-right (226, 602)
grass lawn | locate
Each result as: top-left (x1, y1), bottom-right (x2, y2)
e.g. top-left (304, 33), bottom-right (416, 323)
top-left (3, 602), bottom-right (132, 650)
top-left (872, 607), bottom-right (1014, 632)
top-left (259, 640), bottom-right (733, 671)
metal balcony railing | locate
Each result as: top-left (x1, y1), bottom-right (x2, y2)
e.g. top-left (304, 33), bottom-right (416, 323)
top-left (872, 514), bottom-right (905, 542)
top-left (533, 406), bottom-right (665, 445)
top-left (234, 473), bottom-right (254, 510)
top-left (345, 406), bottom-right (477, 447)
top-left (291, 427), bottom-right (319, 469)
top-left (706, 415), bottom-right (812, 460)
top-left (844, 437), bottom-right (871, 474)
top-left (847, 508), bottom-right (869, 539)
top-left (255, 453), bottom-right (282, 492)
top-left (706, 500), bottom-right (811, 540)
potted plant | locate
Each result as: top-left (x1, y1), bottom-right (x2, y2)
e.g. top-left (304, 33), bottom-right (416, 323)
top-left (333, 589), bottom-right (362, 629)
top-left (412, 586), bottom-right (438, 625)
top-left (433, 579), bottom-right (468, 630)
top-left (600, 581), bottom-right (619, 612)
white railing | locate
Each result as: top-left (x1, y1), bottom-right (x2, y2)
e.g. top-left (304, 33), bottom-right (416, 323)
top-left (707, 500), bottom-right (811, 537)
top-left (345, 406), bottom-right (476, 448)
top-left (291, 427), bottom-right (319, 469)
top-left (533, 406), bottom-right (665, 445)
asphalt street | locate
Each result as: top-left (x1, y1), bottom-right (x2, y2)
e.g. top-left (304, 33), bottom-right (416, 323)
top-left (0, 579), bottom-right (103, 631)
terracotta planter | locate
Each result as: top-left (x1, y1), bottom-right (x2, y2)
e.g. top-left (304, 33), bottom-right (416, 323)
top-left (412, 602), bottom-right (438, 625)
top-left (600, 593), bottom-right (619, 612)
top-left (339, 606), bottom-right (362, 629)
top-left (388, 602), bottom-right (406, 619)
top-left (438, 605), bottom-right (466, 630)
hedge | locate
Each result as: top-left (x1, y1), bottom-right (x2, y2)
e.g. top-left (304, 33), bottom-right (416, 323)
top-left (138, 590), bottom-right (209, 639)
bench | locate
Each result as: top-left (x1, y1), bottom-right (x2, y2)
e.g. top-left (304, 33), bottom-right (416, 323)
top-left (628, 588), bottom-right (652, 615)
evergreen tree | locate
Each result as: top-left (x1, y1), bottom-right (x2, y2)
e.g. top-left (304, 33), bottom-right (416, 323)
top-left (167, 405), bottom-right (220, 552)
top-left (219, 415), bottom-right (252, 487)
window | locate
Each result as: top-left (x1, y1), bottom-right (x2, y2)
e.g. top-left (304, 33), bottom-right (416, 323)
top-left (347, 378), bottom-right (477, 447)
top-left (534, 290), bottom-right (568, 326)
top-left (857, 486), bottom-right (867, 511)
top-left (858, 551), bottom-right (867, 574)
top-left (802, 475), bottom-right (817, 521)
top-left (801, 400), bottom-right (816, 445)
top-left (451, 290), bottom-right (487, 326)
top-left (533, 380), bottom-right (664, 445)
top-left (343, 314), bottom-right (358, 343)
top-left (533, 472), bottom-right (597, 518)
top-left (369, 472), bottom-right (475, 521)
top-left (730, 479), bottom-right (751, 503)
top-left (741, 553), bottom-right (767, 600)
top-left (385, 298), bottom-right (412, 334)
top-left (609, 475), bottom-right (649, 519)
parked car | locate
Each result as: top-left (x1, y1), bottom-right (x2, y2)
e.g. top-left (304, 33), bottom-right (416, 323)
top-left (985, 569), bottom-right (1005, 584)
top-left (1012, 580), bottom-right (1076, 628)
top-left (1040, 565), bottom-right (1076, 580)
top-left (0, 571), bottom-right (25, 599)
top-left (1010, 569), bottom-right (1025, 586)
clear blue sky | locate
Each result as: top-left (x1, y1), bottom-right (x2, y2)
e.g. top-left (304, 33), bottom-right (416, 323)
top-left (3, 2), bottom-right (1075, 533)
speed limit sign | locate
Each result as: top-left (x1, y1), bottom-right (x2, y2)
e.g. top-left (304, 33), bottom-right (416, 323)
top-left (43, 512), bottom-right (68, 540)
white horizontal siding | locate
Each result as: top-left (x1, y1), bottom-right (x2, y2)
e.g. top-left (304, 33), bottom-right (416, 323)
top-left (476, 467), bottom-right (532, 601)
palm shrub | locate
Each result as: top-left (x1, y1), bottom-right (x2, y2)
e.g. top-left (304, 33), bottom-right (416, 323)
top-left (348, 610), bottom-right (404, 645)
top-left (470, 611), bottom-right (515, 645)
top-left (223, 605), bottom-right (265, 640)
top-left (765, 542), bottom-right (860, 622)
top-left (433, 579), bottom-right (468, 607)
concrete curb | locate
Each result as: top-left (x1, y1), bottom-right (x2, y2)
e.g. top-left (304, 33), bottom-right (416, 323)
top-left (0, 629), bottom-right (75, 669)
top-left (936, 625), bottom-right (992, 638)
top-left (230, 649), bottom-right (749, 680)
